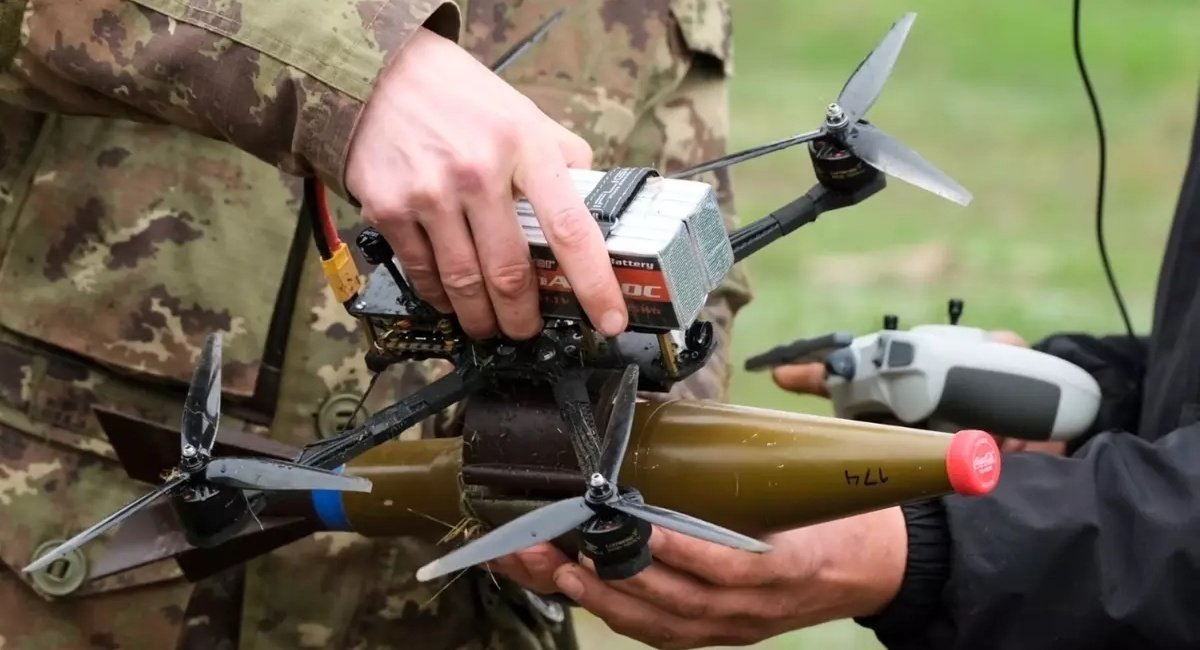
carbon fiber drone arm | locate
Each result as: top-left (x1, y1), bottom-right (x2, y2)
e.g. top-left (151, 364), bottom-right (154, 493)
top-left (730, 175), bottom-right (885, 263)
top-left (298, 363), bottom-right (485, 469)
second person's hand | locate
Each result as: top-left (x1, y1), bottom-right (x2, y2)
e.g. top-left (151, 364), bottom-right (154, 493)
top-left (489, 510), bottom-right (908, 650)
top-left (770, 329), bottom-right (1067, 455)
top-left (345, 28), bottom-right (627, 341)
top-left (769, 329), bottom-right (1032, 398)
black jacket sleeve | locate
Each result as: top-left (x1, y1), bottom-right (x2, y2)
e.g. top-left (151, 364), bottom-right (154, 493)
top-left (1031, 333), bottom-right (1148, 452)
top-left (859, 423), bottom-right (1200, 650)
top-left (856, 80), bottom-right (1200, 650)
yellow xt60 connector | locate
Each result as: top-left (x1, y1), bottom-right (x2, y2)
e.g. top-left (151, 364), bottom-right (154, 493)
top-left (322, 243), bottom-right (363, 303)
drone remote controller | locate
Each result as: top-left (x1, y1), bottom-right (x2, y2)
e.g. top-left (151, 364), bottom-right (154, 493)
top-left (747, 299), bottom-right (1101, 441)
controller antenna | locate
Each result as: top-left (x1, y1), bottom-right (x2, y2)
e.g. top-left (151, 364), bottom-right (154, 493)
top-left (948, 298), bottom-right (964, 325)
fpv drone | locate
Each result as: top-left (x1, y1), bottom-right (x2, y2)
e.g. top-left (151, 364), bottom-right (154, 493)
top-left (25, 10), bottom-right (971, 585)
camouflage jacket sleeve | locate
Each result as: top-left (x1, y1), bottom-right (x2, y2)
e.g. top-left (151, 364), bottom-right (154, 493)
top-left (0, 0), bottom-right (462, 198)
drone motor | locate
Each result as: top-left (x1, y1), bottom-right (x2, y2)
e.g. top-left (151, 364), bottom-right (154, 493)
top-left (577, 475), bottom-right (654, 580)
top-left (809, 140), bottom-right (881, 195)
top-left (173, 479), bottom-right (255, 549)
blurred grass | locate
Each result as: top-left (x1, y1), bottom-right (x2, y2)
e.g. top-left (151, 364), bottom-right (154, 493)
top-left (575, 1), bottom-right (1200, 649)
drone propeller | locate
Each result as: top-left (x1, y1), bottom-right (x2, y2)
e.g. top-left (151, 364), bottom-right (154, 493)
top-left (23, 332), bottom-right (371, 576)
top-left (595, 364), bottom-right (639, 483)
top-left (181, 327), bottom-right (222, 459)
top-left (670, 12), bottom-right (971, 207)
top-left (415, 363), bottom-right (770, 583)
top-left (835, 11), bottom-right (915, 126)
top-left (842, 121), bottom-right (970, 206)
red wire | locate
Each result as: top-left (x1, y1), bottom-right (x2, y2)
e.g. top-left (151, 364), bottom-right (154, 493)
top-left (314, 180), bottom-right (342, 250)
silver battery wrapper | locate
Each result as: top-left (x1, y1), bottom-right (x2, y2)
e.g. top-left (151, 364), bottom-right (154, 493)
top-left (612, 178), bottom-right (734, 291)
top-left (514, 169), bottom-right (733, 330)
top-left (522, 221), bottom-right (707, 330)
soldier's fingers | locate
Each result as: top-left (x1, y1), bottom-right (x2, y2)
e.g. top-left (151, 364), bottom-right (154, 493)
top-left (770, 362), bottom-right (829, 397)
top-left (486, 556), bottom-right (532, 586)
top-left (548, 122), bottom-right (594, 169)
top-left (383, 220), bottom-right (453, 313)
top-left (513, 142), bottom-right (626, 337)
top-left (578, 556), bottom-right (777, 621)
top-left (461, 181), bottom-right (542, 340)
top-left (646, 526), bottom-right (777, 588)
top-left (988, 329), bottom-right (1028, 347)
top-left (554, 564), bottom-right (765, 649)
top-left (511, 544), bottom-right (573, 594)
top-left (995, 437), bottom-right (1067, 456)
top-left (997, 436), bottom-right (1028, 453)
top-left (1024, 440), bottom-right (1068, 456)
top-left (415, 188), bottom-right (499, 340)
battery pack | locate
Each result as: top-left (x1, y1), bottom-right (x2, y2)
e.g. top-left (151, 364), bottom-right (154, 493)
top-left (515, 168), bottom-right (733, 331)
top-left (610, 176), bottom-right (735, 291)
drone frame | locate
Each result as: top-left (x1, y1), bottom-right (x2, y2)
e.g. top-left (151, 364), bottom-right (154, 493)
top-left (23, 9), bottom-right (973, 588)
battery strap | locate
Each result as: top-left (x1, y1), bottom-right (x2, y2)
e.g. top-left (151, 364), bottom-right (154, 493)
top-left (584, 167), bottom-right (660, 238)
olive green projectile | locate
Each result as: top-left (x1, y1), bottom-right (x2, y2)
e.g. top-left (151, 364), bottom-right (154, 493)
top-left (341, 437), bottom-right (465, 538)
top-left (622, 401), bottom-right (999, 535)
top-left (340, 400), bottom-right (1000, 538)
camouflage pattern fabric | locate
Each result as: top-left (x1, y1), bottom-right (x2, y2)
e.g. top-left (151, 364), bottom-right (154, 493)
top-left (0, 1), bottom-right (749, 649)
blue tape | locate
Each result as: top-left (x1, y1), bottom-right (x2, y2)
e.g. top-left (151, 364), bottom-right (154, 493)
top-left (310, 465), bottom-right (352, 531)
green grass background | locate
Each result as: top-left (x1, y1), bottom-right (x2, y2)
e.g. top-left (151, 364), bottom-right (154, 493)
top-left (575, 0), bottom-right (1200, 648)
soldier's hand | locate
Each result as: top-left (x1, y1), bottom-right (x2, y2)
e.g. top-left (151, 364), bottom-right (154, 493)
top-left (490, 509), bottom-right (909, 650)
top-left (345, 28), bottom-right (626, 340)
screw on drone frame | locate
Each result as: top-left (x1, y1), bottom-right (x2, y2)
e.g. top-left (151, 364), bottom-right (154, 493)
top-left (414, 363), bottom-right (772, 584)
top-left (587, 473), bottom-right (614, 500)
top-left (668, 12), bottom-right (972, 208)
top-left (22, 333), bottom-right (374, 575)
top-left (825, 103), bottom-right (850, 130)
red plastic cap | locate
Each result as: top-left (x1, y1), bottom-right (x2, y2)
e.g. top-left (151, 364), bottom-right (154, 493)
top-left (946, 429), bottom-right (1001, 496)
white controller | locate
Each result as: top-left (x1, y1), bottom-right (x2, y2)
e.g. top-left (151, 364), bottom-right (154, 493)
top-left (745, 301), bottom-right (1102, 441)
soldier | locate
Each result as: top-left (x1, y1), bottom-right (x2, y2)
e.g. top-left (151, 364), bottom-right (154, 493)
top-left (0, 1), bottom-right (747, 649)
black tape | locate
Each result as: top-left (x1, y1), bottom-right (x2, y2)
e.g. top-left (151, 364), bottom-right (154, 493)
top-left (584, 167), bottom-right (660, 238)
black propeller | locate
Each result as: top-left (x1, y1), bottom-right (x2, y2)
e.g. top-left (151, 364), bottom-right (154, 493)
top-left (670, 12), bottom-right (971, 207)
top-left (415, 363), bottom-right (771, 583)
top-left (23, 332), bottom-right (372, 575)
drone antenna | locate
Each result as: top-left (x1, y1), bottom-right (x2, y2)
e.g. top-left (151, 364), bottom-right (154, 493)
top-left (669, 129), bottom-right (826, 180)
top-left (1071, 0), bottom-right (1137, 347)
top-left (491, 10), bottom-right (566, 75)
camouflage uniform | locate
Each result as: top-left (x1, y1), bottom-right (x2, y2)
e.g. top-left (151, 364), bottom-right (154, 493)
top-left (0, 1), bottom-right (749, 648)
